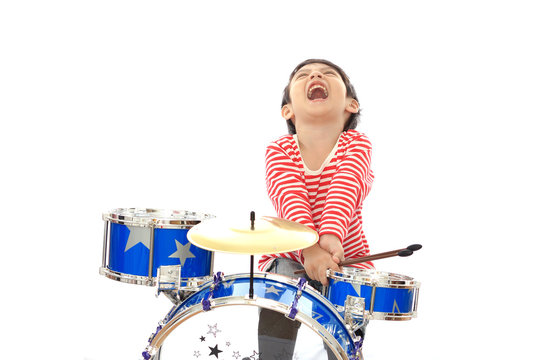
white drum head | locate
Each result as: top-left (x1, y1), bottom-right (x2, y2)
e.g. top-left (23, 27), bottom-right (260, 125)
top-left (155, 304), bottom-right (340, 360)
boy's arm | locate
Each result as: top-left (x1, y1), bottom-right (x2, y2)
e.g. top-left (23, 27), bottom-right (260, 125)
top-left (265, 143), bottom-right (315, 230)
top-left (318, 135), bottom-right (374, 243)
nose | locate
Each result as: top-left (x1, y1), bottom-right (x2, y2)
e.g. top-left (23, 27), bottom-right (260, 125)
top-left (309, 70), bottom-right (323, 79)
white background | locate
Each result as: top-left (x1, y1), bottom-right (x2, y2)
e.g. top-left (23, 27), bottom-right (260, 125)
top-left (1, 1), bottom-right (539, 359)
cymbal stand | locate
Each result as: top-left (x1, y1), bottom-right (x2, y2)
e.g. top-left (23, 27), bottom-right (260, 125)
top-left (249, 211), bottom-right (255, 299)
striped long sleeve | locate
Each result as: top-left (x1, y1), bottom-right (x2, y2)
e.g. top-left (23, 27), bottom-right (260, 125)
top-left (318, 135), bottom-right (373, 242)
top-left (258, 130), bottom-right (375, 271)
top-left (265, 142), bottom-right (315, 230)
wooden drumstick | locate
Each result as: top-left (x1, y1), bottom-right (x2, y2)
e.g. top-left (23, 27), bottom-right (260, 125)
top-left (339, 249), bottom-right (412, 266)
top-left (340, 244), bottom-right (422, 266)
top-left (293, 244), bottom-right (422, 275)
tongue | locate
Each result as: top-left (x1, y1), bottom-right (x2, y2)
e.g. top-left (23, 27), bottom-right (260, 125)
top-left (310, 88), bottom-right (327, 100)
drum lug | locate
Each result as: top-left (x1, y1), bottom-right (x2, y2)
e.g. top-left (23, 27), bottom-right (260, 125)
top-left (285, 277), bottom-right (307, 320)
top-left (201, 272), bottom-right (225, 311)
top-left (344, 295), bottom-right (366, 334)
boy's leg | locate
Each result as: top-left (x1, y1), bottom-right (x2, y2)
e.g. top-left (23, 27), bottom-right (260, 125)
top-left (258, 259), bottom-right (300, 360)
top-left (258, 258), bottom-right (338, 360)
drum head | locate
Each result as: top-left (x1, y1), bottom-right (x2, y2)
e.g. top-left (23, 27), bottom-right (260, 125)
top-left (154, 304), bottom-right (340, 360)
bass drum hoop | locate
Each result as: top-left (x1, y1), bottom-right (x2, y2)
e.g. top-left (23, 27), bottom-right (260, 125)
top-left (147, 297), bottom-right (351, 360)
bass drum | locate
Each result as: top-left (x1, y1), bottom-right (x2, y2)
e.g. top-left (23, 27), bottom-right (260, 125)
top-left (143, 273), bottom-right (362, 360)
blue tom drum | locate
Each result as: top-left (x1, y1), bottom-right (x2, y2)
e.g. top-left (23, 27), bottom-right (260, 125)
top-left (100, 208), bottom-right (214, 290)
top-left (325, 268), bottom-right (420, 321)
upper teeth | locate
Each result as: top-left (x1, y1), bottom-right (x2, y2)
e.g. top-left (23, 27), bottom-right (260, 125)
top-left (308, 84), bottom-right (328, 98)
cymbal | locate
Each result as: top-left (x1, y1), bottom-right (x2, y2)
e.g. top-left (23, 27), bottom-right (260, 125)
top-left (187, 216), bottom-right (318, 255)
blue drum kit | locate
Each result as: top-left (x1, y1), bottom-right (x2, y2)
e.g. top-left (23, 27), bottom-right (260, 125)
top-left (100, 208), bottom-right (421, 360)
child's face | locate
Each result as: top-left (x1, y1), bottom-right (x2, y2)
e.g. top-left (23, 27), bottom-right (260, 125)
top-left (283, 63), bottom-right (358, 124)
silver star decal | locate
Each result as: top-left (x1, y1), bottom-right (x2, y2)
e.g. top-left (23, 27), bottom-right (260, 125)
top-left (392, 299), bottom-right (401, 313)
top-left (168, 239), bottom-right (196, 266)
top-left (250, 350), bottom-right (260, 360)
top-left (124, 226), bottom-right (151, 252)
top-left (222, 280), bottom-right (235, 289)
top-left (265, 285), bottom-right (283, 295)
top-left (312, 311), bottom-right (323, 321)
top-left (207, 323), bottom-right (221, 338)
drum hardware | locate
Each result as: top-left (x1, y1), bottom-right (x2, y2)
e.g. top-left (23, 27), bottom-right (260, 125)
top-left (285, 277), bottom-right (307, 320)
top-left (201, 272), bottom-right (224, 311)
top-left (156, 265), bottom-right (180, 293)
top-left (156, 265), bottom-right (182, 304)
top-left (369, 283), bottom-right (377, 318)
top-left (147, 223), bottom-right (155, 282)
top-left (102, 220), bottom-right (109, 269)
top-left (249, 211), bottom-right (255, 299)
top-left (344, 296), bottom-right (365, 333)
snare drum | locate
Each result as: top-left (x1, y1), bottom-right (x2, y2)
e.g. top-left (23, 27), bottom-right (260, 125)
top-left (100, 208), bottom-right (214, 290)
top-left (143, 273), bottom-right (363, 360)
top-left (325, 268), bottom-right (420, 321)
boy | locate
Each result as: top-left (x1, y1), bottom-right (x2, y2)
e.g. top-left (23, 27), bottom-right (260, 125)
top-left (259, 59), bottom-right (374, 285)
top-left (258, 59), bottom-right (374, 359)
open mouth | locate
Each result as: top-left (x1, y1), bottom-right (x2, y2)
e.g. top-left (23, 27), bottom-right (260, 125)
top-left (307, 83), bottom-right (328, 101)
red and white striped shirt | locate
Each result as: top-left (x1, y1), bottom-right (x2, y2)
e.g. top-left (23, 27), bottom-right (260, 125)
top-left (258, 130), bottom-right (375, 271)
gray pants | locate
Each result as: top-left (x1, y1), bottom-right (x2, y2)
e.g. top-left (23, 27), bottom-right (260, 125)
top-left (257, 258), bottom-right (345, 360)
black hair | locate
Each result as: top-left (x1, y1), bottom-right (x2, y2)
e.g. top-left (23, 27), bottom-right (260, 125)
top-left (281, 59), bottom-right (360, 135)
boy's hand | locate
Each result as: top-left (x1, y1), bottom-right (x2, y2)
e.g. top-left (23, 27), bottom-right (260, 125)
top-left (319, 234), bottom-right (345, 265)
top-left (301, 243), bottom-right (341, 286)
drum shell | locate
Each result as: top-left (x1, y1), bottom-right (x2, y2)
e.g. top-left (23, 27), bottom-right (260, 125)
top-left (325, 268), bottom-right (419, 321)
top-left (146, 273), bottom-right (360, 360)
top-left (108, 223), bottom-right (213, 278)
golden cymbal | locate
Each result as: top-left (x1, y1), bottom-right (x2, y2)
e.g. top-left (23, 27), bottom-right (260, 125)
top-left (187, 216), bottom-right (318, 255)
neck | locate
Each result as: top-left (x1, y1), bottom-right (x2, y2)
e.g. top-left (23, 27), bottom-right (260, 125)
top-left (295, 121), bottom-right (344, 150)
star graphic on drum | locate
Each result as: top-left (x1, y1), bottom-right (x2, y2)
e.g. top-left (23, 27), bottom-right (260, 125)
top-left (222, 280), bottom-right (235, 289)
top-left (193, 350), bottom-right (201, 358)
top-left (208, 344), bottom-right (222, 358)
top-left (392, 299), bottom-right (401, 313)
top-left (232, 351), bottom-right (241, 359)
top-left (124, 226), bottom-right (151, 252)
top-left (249, 350), bottom-right (260, 360)
top-left (168, 240), bottom-right (196, 266)
top-left (311, 311), bottom-right (323, 321)
top-left (265, 285), bottom-right (283, 295)
top-left (207, 323), bottom-right (221, 338)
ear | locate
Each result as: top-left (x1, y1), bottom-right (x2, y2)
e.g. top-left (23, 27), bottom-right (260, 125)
top-left (346, 99), bottom-right (360, 114)
top-left (281, 104), bottom-right (295, 120)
